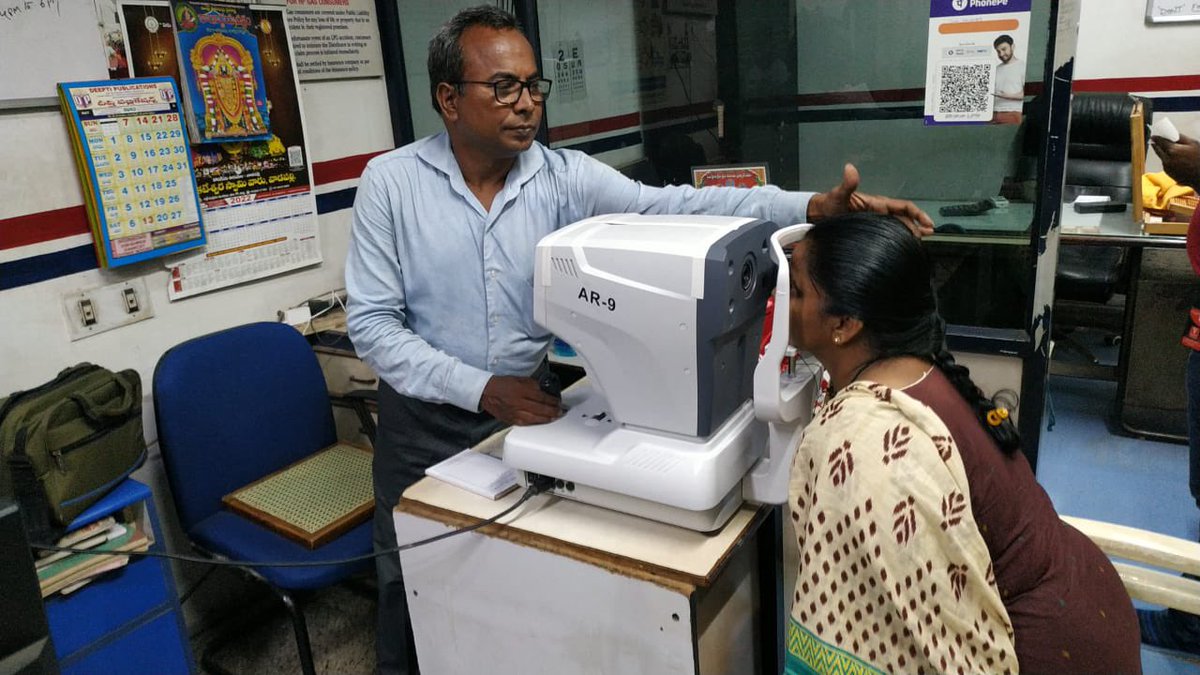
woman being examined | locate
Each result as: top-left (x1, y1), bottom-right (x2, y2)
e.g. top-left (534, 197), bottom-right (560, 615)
top-left (784, 213), bottom-right (1140, 674)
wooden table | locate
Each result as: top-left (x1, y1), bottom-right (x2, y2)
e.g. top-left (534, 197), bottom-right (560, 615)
top-left (394, 469), bottom-right (783, 674)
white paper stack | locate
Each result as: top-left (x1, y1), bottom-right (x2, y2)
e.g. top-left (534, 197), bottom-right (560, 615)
top-left (426, 449), bottom-right (519, 500)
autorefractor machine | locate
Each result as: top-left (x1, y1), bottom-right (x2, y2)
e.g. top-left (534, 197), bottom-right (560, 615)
top-left (504, 214), bottom-right (816, 531)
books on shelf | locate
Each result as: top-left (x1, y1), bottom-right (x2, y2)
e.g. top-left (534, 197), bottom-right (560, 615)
top-left (35, 516), bottom-right (117, 568)
top-left (37, 521), bottom-right (150, 598)
top-left (425, 449), bottom-right (519, 500)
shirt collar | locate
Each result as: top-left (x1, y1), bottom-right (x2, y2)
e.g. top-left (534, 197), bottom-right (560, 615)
top-left (417, 131), bottom-right (546, 190)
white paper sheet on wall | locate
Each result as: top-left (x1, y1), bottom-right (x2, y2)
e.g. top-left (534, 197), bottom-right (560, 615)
top-left (0, 1), bottom-right (109, 107)
top-left (165, 188), bottom-right (320, 299)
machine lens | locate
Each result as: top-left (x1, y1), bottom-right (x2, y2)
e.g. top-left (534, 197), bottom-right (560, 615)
top-left (740, 256), bottom-right (756, 297)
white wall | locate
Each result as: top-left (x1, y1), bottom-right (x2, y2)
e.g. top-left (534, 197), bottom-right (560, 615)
top-left (1075, 1), bottom-right (1200, 83)
top-left (0, 9), bottom-right (394, 631)
top-left (0, 76), bottom-right (391, 397)
top-left (1075, 0), bottom-right (1200, 173)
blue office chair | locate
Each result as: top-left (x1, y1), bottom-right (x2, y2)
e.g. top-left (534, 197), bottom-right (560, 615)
top-left (154, 321), bottom-right (373, 675)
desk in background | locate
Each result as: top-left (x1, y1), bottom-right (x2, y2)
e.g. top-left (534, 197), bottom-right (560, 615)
top-left (906, 200), bottom-right (1190, 442)
top-left (1060, 207), bottom-right (1190, 442)
top-left (916, 199), bottom-right (1033, 244)
top-left (394, 431), bottom-right (783, 674)
top-left (291, 308), bottom-right (381, 446)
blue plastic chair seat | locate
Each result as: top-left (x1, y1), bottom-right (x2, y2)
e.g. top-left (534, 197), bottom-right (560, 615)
top-left (190, 512), bottom-right (372, 590)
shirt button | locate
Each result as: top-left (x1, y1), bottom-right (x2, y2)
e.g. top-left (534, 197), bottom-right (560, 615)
top-left (490, 270), bottom-right (498, 279)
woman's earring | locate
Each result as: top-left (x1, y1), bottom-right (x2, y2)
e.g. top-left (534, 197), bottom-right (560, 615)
top-left (833, 336), bottom-right (841, 345)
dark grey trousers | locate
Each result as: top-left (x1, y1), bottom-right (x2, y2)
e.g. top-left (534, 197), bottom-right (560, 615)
top-left (372, 382), bottom-right (503, 675)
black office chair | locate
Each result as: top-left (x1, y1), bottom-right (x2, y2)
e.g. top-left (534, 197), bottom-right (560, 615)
top-left (1054, 93), bottom-right (1152, 367)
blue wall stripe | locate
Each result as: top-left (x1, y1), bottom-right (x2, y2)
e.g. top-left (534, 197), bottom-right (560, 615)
top-left (556, 116), bottom-right (718, 155)
top-left (1, 188), bottom-right (364, 291)
top-left (1, 245), bottom-right (97, 290)
top-left (315, 187), bottom-right (357, 214)
top-left (559, 130), bottom-right (643, 155)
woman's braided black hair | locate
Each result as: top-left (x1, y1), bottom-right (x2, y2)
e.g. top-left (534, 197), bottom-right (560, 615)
top-left (804, 213), bottom-right (1019, 453)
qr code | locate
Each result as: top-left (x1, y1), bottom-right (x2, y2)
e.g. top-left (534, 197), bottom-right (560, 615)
top-left (937, 63), bottom-right (992, 113)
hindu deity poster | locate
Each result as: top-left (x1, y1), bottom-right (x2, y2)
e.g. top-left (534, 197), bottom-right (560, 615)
top-left (172, 1), bottom-right (271, 143)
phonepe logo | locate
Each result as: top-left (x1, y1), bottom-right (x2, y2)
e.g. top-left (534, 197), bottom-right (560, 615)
top-left (951, 0), bottom-right (1010, 8)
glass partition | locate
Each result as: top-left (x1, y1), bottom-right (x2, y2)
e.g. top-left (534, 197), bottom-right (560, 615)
top-left (537, 0), bottom-right (1059, 331)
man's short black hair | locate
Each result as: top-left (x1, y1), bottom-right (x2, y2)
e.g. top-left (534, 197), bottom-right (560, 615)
top-left (993, 34), bottom-right (1014, 49)
top-left (428, 5), bottom-right (523, 115)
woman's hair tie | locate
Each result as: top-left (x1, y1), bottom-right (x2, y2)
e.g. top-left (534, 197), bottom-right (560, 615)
top-left (986, 407), bottom-right (1010, 427)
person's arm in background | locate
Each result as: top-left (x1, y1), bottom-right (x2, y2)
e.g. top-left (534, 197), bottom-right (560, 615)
top-left (1152, 134), bottom-right (1200, 189)
top-left (1151, 133), bottom-right (1200, 276)
top-left (566, 151), bottom-right (934, 236)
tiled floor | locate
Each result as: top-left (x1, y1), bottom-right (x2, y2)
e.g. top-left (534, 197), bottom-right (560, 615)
top-left (189, 368), bottom-right (1200, 674)
top-left (189, 576), bottom-right (375, 674)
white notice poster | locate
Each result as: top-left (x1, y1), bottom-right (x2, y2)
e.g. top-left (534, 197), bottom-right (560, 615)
top-left (286, 0), bottom-right (383, 81)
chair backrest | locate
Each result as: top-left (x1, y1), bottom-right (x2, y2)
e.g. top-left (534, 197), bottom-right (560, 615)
top-left (1064, 93), bottom-right (1153, 203)
top-left (1057, 93), bottom-right (1148, 299)
top-left (153, 322), bottom-right (337, 532)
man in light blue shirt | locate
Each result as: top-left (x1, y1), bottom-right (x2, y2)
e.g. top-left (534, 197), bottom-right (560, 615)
top-left (345, 6), bottom-right (932, 673)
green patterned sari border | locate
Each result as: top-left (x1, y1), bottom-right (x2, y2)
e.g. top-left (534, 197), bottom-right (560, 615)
top-left (785, 616), bottom-right (886, 675)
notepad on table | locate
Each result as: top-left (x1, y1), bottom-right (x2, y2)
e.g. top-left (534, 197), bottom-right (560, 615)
top-left (426, 449), bottom-right (519, 500)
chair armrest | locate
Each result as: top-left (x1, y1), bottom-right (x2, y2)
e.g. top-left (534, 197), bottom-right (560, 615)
top-left (1061, 515), bottom-right (1200, 577)
top-left (333, 388), bottom-right (377, 446)
top-left (1111, 562), bottom-right (1200, 615)
top-left (341, 389), bottom-right (377, 404)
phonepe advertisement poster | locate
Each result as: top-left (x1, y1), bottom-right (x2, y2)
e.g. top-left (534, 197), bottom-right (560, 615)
top-left (925, 0), bottom-right (1032, 126)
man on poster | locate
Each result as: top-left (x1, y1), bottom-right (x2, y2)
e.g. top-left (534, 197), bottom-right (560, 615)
top-left (992, 34), bottom-right (1025, 125)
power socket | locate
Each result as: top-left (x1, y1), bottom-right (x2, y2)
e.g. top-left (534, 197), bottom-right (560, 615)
top-left (62, 278), bottom-right (155, 341)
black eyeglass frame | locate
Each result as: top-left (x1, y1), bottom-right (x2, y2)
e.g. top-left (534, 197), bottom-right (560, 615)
top-left (451, 78), bottom-right (553, 104)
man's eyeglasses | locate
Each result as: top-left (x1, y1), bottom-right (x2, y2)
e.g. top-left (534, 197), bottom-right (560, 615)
top-left (454, 78), bottom-right (553, 104)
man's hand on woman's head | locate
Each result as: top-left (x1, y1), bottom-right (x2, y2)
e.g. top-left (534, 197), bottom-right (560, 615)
top-left (1151, 134), bottom-right (1200, 189)
top-left (806, 163), bottom-right (935, 238)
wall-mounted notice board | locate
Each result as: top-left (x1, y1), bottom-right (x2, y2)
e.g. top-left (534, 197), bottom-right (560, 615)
top-left (1146, 0), bottom-right (1200, 23)
top-left (1, 1), bottom-right (109, 107)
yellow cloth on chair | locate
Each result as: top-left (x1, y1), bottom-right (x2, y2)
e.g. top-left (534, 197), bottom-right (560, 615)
top-left (1143, 172), bottom-right (1197, 211)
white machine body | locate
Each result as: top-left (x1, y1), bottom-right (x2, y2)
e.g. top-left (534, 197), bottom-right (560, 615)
top-left (504, 214), bottom-right (816, 531)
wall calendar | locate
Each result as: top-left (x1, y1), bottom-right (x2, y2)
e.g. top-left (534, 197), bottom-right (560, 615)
top-left (58, 77), bottom-right (206, 268)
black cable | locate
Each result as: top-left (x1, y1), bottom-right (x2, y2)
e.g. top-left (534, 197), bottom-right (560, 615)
top-left (30, 484), bottom-right (546, 570)
top-left (671, 62), bottom-right (721, 146)
top-left (177, 564), bottom-right (216, 605)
